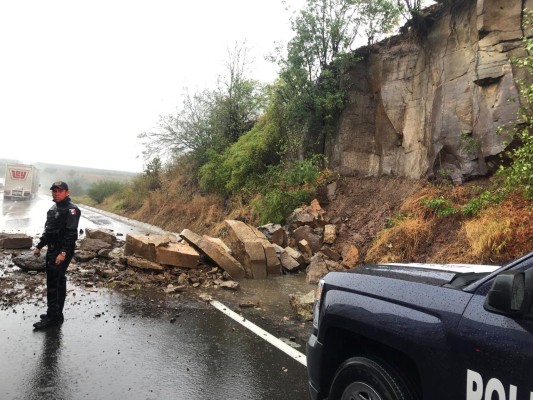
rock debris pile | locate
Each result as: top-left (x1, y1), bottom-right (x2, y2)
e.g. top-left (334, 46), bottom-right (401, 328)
top-left (1, 198), bottom-right (361, 319)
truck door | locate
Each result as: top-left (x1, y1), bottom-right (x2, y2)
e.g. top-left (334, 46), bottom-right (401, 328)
top-left (454, 259), bottom-right (533, 400)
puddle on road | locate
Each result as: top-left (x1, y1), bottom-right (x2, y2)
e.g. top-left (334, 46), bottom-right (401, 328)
top-left (0, 287), bottom-right (310, 400)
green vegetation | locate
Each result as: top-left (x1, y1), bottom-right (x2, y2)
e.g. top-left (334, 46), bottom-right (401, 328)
top-left (462, 190), bottom-right (505, 217)
top-left (87, 180), bottom-right (126, 204)
top-left (498, 12), bottom-right (533, 199)
top-left (91, 1), bottom-right (531, 229)
top-left (122, 0), bottom-right (404, 223)
top-left (421, 197), bottom-right (458, 217)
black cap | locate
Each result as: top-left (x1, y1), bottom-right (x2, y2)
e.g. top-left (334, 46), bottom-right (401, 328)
top-left (50, 181), bottom-right (69, 190)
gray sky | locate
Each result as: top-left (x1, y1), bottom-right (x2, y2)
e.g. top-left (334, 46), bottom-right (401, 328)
top-left (0, 0), bottom-right (303, 172)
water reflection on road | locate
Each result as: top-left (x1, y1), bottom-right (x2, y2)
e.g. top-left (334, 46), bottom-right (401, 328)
top-left (1, 290), bottom-right (309, 400)
top-left (0, 194), bottom-right (166, 237)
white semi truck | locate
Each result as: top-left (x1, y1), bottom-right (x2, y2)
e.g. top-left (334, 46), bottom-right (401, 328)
top-left (3, 163), bottom-right (40, 200)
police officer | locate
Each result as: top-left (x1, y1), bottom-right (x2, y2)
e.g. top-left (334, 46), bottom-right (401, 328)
top-left (33, 181), bottom-right (81, 329)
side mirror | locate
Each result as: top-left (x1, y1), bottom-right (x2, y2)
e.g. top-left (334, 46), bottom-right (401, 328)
top-left (484, 269), bottom-right (533, 320)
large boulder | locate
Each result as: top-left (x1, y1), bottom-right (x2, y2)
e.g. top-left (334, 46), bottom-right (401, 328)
top-left (225, 220), bottom-right (279, 279)
top-left (85, 228), bottom-right (117, 245)
top-left (12, 251), bottom-right (46, 271)
top-left (124, 234), bottom-right (177, 262)
top-left (156, 242), bottom-right (200, 268)
top-left (0, 233), bottom-right (33, 249)
top-left (180, 229), bottom-right (246, 279)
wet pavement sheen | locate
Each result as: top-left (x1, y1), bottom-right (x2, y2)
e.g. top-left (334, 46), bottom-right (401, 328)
top-left (1, 289), bottom-right (309, 400)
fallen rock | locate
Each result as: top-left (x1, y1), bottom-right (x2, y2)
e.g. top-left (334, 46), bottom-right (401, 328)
top-left (180, 229), bottom-right (246, 279)
top-left (341, 245), bottom-right (360, 269)
top-left (204, 236), bottom-right (232, 254)
top-left (258, 223), bottom-right (286, 246)
top-left (12, 251), bottom-right (46, 271)
top-left (123, 255), bottom-right (164, 271)
top-left (320, 246), bottom-right (341, 262)
top-left (323, 224), bottom-right (337, 244)
top-left (74, 250), bottom-right (97, 262)
top-left (156, 242), bottom-right (200, 268)
top-left (0, 233), bottom-right (33, 249)
top-left (289, 290), bottom-right (315, 321)
top-left (225, 220), bottom-right (273, 279)
top-left (219, 280), bottom-right (240, 290)
top-left (280, 248), bottom-right (302, 272)
top-left (85, 228), bottom-right (117, 245)
top-left (293, 225), bottom-right (323, 254)
top-left (297, 240), bottom-right (313, 261)
top-left (306, 254), bottom-right (329, 284)
top-left (124, 234), bottom-right (177, 262)
top-left (79, 238), bottom-right (113, 253)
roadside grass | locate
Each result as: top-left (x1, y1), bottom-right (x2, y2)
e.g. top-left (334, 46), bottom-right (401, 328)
top-left (365, 217), bottom-right (435, 263)
top-left (367, 182), bottom-right (532, 264)
top-left (71, 195), bottom-right (98, 207)
top-left (463, 211), bottom-right (512, 263)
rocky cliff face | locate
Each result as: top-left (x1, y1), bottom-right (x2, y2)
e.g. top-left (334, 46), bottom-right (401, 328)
top-left (329, 0), bottom-right (533, 183)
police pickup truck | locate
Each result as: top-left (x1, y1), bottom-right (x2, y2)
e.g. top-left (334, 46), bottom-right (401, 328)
top-left (307, 251), bottom-right (533, 400)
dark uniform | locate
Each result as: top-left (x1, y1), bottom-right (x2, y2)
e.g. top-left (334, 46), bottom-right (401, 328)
top-left (35, 192), bottom-right (81, 324)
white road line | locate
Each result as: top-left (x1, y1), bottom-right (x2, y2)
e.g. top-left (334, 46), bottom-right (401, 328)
top-left (210, 299), bottom-right (307, 367)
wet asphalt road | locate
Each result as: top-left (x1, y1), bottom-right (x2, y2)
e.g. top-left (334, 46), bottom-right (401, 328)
top-left (0, 195), bottom-right (310, 400)
top-left (1, 290), bottom-right (309, 400)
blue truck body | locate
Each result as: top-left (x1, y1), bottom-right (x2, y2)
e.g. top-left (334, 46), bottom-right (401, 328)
top-left (307, 251), bottom-right (533, 400)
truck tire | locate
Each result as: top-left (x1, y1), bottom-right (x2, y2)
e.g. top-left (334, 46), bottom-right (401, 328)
top-left (329, 356), bottom-right (416, 400)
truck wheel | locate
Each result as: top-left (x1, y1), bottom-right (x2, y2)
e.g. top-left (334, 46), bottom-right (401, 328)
top-left (329, 356), bottom-right (416, 400)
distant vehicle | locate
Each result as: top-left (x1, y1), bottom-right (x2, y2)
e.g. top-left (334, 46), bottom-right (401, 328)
top-left (3, 163), bottom-right (40, 200)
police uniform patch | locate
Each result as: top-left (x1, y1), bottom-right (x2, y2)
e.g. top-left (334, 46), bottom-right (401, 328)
top-left (70, 209), bottom-right (77, 215)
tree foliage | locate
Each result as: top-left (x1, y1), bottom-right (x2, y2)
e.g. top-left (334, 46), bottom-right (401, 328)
top-left (498, 12), bottom-right (533, 198)
top-left (361, 0), bottom-right (402, 45)
top-left (87, 180), bottom-right (126, 204)
top-left (134, 0), bottom-right (406, 223)
top-left (139, 42), bottom-right (266, 167)
top-left (271, 0), bottom-right (401, 157)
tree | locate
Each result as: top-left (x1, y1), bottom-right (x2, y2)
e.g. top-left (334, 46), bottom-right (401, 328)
top-left (272, 0), bottom-right (401, 156)
top-left (210, 42), bottom-right (267, 144)
top-left (138, 89), bottom-right (216, 163)
top-left (139, 42), bottom-right (266, 168)
top-left (143, 157), bottom-right (162, 190)
top-left (397, 0), bottom-right (421, 19)
top-left (360, 0), bottom-right (402, 45)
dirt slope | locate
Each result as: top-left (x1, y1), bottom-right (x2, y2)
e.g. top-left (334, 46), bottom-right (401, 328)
top-left (320, 176), bottom-right (424, 261)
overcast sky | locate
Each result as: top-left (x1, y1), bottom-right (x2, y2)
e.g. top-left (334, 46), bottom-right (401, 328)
top-left (0, 0), bottom-right (306, 173)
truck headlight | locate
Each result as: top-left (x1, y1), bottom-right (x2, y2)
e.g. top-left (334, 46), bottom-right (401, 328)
top-left (312, 279), bottom-right (325, 330)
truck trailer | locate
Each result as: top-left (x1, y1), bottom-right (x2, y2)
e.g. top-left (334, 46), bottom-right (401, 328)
top-left (3, 163), bottom-right (40, 200)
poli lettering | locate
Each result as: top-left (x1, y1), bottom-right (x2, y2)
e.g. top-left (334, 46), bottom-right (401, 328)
top-left (467, 369), bottom-right (533, 400)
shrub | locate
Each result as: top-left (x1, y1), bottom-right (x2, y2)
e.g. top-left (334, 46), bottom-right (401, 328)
top-left (498, 12), bottom-right (533, 199)
top-left (199, 116), bottom-right (281, 196)
top-left (461, 190), bottom-right (505, 217)
top-left (87, 180), bottom-right (126, 204)
top-left (252, 189), bottom-right (314, 225)
top-left (420, 196), bottom-right (458, 217)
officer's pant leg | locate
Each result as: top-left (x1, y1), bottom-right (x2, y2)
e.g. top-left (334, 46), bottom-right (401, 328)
top-left (57, 254), bottom-right (73, 314)
top-left (46, 261), bottom-right (67, 318)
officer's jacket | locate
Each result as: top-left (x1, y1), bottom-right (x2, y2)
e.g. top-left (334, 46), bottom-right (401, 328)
top-left (36, 196), bottom-right (81, 254)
